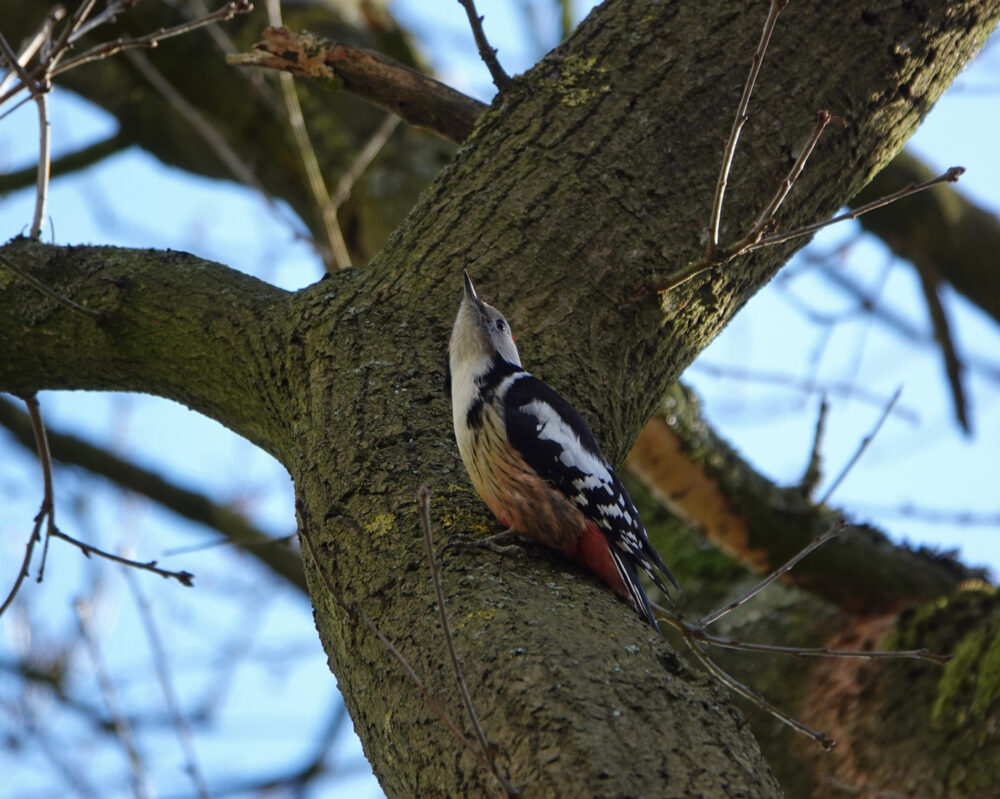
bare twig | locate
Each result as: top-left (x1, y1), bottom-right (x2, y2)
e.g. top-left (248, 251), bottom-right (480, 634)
top-left (46, 0), bottom-right (101, 71)
top-left (51, 529), bottom-right (195, 585)
top-left (686, 640), bottom-right (836, 750)
top-left (50, 0), bottom-right (254, 78)
top-left (76, 598), bottom-right (151, 799)
top-left (818, 387), bottom-right (901, 506)
top-left (22, 394), bottom-right (57, 581)
top-left (0, 397), bottom-right (306, 593)
top-left (352, 599), bottom-right (487, 766)
top-left (748, 167), bottom-right (966, 252)
top-left (0, 30), bottom-right (54, 238)
top-left (745, 110), bottom-right (838, 243)
top-left (646, 500), bottom-right (950, 749)
top-left (0, 395), bottom-right (55, 615)
top-left (126, 571), bottom-right (210, 799)
top-left (0, 253), bottom-right (102, 320)
top-left (458, 0), bottom-right (513, 95)
top-left (31, 88), bottom-right (51, 238)
top-left (419, 486), bottom-right (519, 796)
top-left (0, 1), bottom-right (253, 108)
top-left (0, 6), bottom-right (65, 96)
top-left (295, 498), bottom-right (352, 617)
top-left (707, 0), bottom-right (789, 256)
top-left (691, 630), bottom-right (952, 665)
top-left (0, 512), bottom-right (42, 617)
top-left (631, 165), bottom-right (964, 305)
top-left (69, 0), bottom-right (138, 44)
top-left (699, 521), bottom-right (845, 627)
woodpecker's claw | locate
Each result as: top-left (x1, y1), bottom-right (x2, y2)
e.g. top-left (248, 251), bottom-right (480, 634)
top-left (444, 530), bottom-right (527, 558)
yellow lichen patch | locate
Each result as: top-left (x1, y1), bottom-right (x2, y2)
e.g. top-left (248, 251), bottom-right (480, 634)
top-left (551, 54), bottom-right (611, 107)
top-left (364, 512), bottom-right (397, 538)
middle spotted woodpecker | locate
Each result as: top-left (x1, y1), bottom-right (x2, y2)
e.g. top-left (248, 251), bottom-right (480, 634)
top-left (449, 270), bottom-right (678, 629)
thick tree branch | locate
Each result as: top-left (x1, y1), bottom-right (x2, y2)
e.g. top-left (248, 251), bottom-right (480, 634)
top-left (229, 27), bottom-right (488, 144)
top-left (0, 237), bottom-right (292, 460)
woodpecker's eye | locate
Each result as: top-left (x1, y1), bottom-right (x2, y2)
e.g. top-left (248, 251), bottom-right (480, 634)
top-left (495, 319), bottom-right (507, 333)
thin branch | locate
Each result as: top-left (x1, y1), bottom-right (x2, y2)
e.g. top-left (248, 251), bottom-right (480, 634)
top-left (699, 521), bottom-right (845, 627)
top-left (21, 394), bottom-right (57, 581)
top-left (419, 486), bottom-right (520, 796)
top-left (0, 30), bottom-right (54, 239)
top-left (229, 27), bottom-right (488, 144)
top-left (0, 507), bottom-right (42, 617)
top-left (69, 0), bottom-right (139, 44)
top-left (818, 387), bottom-right (901, 506)
top-left (745, 110), bottom-right (838, 243)
top-left (31, 88), bottom-right (51, 238)
top-left (50, 528), bottom-right (196, 585)
top-left (0, 394), bottom-right (54, 615)
top-left (706, 0), bottom-right (789, 256)
top-left (0, 253), bottom-right (102, 321)
top-left (685, 640), bottom-right (836, 750)
top-left (352, 599), bottom-right (489, 768)
top-left (748, 166), bottom-right (966, 252)
top-left (126, 571), bottom-right (210, 799)
top-left (46, 0), bottom-right (101, 72)
top-left (630, 166), bottom-right (964, 304)
top-left (692, 630), bottom-right (952, 665)
top-left (50, 0), bottom-right (254, 78)
top-left (458, 0), bottom-right (513, 95)
top-left (0, 6), bottom-right (65, 97)
top-left (809, 258), bottom-right (1000, 387)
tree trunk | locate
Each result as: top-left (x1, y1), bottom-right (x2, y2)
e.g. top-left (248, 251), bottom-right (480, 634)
top-left (3, 0), bottom-right (998, 795)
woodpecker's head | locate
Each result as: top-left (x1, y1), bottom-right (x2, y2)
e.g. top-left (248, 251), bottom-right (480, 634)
top-left (449, 271), bottom-right (521, 373)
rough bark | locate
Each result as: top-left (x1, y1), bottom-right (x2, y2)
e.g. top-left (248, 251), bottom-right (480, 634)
top-left (3, 0), bottom-right (999, 796)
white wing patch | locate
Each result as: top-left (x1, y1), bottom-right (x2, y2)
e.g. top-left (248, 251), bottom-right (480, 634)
top-left (520, 399), bottom-right (614, 489)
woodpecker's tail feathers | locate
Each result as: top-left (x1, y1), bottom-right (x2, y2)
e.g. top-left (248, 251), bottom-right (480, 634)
top-left (641, 543), bottom-right (680, 597)
top-left (609, 547), bottom-right (661, 631)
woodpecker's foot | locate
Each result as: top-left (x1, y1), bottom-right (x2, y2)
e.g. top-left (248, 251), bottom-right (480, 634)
top-left (445, 529), bottom-right (527, 558)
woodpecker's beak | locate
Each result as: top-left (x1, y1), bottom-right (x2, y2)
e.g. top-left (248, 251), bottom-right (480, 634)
top-left (462, 270), bottom-right (480, 305)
